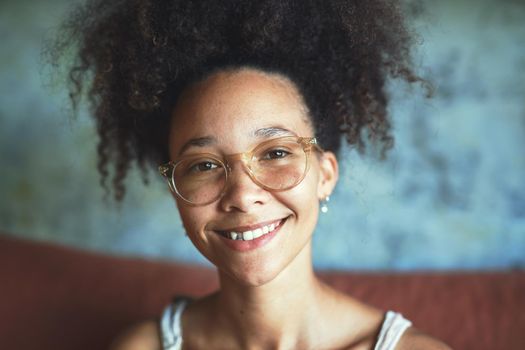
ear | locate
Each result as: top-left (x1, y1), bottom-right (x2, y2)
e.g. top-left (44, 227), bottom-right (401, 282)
top-left (317, 151), bottom-right (339, 199)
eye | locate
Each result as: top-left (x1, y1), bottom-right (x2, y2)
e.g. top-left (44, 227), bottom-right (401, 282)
top-left (263, 148), bottom-right (291, 160)
top-left (189, 161), bottom-right (220, 173)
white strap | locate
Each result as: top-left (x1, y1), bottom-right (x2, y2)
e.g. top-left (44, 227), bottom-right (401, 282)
top-left (160, 298), bottom-right (189, 350)
top-left (374, 311), bottom-right (412, 350)
top-left (161, 303), bottom-right (410, 350)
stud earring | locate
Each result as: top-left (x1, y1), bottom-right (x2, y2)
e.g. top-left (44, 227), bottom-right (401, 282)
top-left (320, 196), bottom-right (330, 213)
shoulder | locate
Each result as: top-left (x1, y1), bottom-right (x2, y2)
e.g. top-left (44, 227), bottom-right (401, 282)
top-left (396, 327), bottom-right (453, 350)
top-left (109, 320), bottom-right (161, 350)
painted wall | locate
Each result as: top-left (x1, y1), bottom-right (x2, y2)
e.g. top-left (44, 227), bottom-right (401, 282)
top-left (1, 0), bottom-right (524, 270)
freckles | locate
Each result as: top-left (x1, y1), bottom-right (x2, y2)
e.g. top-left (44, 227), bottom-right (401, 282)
top-left (178, 208), bottom-right (202, 235)
top-left (189, 217), bottom-right (205, 234)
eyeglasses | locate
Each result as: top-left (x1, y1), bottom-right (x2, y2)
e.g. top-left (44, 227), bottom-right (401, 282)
top-left (159, 136), bottom-right (322, 206)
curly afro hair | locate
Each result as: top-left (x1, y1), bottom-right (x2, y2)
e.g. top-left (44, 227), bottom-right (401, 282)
top-left (51, 0), bottom-right (422, 201)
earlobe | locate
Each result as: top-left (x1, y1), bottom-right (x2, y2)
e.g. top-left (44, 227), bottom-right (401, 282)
top-left (317, 151), bottom-right (339, 199)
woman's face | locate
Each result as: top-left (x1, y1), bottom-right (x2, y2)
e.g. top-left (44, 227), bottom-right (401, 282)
top-left (168, 68), bottom-right (338, 286)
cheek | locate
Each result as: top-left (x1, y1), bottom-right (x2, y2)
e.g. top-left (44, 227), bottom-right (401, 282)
top-left (176, 205), bottom-right (216, 257)
top-left (277, 164), bottom-right (321, 218)
top-left (300, 161), bottom-right (322, 200)
top-left (176, 201), bottom-right (207, 236)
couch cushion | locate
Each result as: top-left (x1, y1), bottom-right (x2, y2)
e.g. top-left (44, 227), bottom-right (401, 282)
top-left (0, 235), bottom-right (217, 350)
top-left (1, 235), bottom-right (524, 350)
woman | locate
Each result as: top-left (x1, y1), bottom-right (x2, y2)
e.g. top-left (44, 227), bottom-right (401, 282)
top-left (54, 0), bottom-right (449, 349)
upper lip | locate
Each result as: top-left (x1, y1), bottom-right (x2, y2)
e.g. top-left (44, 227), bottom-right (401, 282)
top-left (214, 217), bottom-right (286, 233)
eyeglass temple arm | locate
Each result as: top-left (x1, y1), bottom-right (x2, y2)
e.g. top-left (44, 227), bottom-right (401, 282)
top-left (306, 137), bottom-right (324, 153)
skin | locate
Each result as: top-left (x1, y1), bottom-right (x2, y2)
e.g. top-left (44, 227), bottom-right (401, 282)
top-left (111, 68), bottom-right (451, 350)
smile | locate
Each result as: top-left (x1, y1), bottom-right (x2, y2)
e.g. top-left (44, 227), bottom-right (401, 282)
top-left (216, 218), bottom-right (286, 241)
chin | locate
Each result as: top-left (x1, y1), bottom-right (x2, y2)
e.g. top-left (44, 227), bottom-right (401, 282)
top-left (220, 257), bottom-right (286, 288)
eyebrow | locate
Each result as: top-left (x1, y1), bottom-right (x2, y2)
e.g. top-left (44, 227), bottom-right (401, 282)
top-left (253, 126), bottom-right (297, 138)
top-left (178, 136), bottom-right (217, 156)
top-left (177, 126), bottom-right (297, 156)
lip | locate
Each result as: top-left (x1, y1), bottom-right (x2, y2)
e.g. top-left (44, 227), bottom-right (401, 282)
top-left (215, 217), bottom-right (288, 252)
top-left (215, 218), bottom-right (284, 234)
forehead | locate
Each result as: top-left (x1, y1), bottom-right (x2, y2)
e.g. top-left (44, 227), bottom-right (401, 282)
top-left (169, 68), bottom-right (313, 152)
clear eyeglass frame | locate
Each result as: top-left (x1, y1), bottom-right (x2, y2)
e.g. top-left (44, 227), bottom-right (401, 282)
top-left (158, 136), bottom-right (323, 206)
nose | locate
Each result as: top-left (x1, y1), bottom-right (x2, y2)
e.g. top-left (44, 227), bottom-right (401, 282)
top-left (218, 158), bottom-right (270, 212)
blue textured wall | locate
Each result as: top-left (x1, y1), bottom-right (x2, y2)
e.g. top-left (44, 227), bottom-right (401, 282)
top-left (1, 0), bottom-right (524, 270)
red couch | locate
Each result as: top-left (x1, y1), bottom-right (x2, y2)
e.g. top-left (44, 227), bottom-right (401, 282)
top-left (1, 235), bottom-right (524, 350)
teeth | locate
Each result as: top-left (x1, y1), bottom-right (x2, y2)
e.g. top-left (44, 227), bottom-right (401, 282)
top-left (252, 228), bottom-right (263, 239)
top-left (226, 220), bottom-right (282, 241)
top-left (243, 230), bottom-right (254, 240)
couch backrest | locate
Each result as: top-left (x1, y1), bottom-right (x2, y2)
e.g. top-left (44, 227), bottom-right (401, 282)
top-left (1, 235), bottom-right (524, 350)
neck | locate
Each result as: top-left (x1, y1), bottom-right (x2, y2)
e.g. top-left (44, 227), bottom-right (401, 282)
top-left (212, 241), bottom-right (329, 349)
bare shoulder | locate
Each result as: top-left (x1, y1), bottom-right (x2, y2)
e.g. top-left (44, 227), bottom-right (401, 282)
top-left (109, 320), bottom-right (161, 350)
top-left (397, 327), bottom-right (453, 350)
